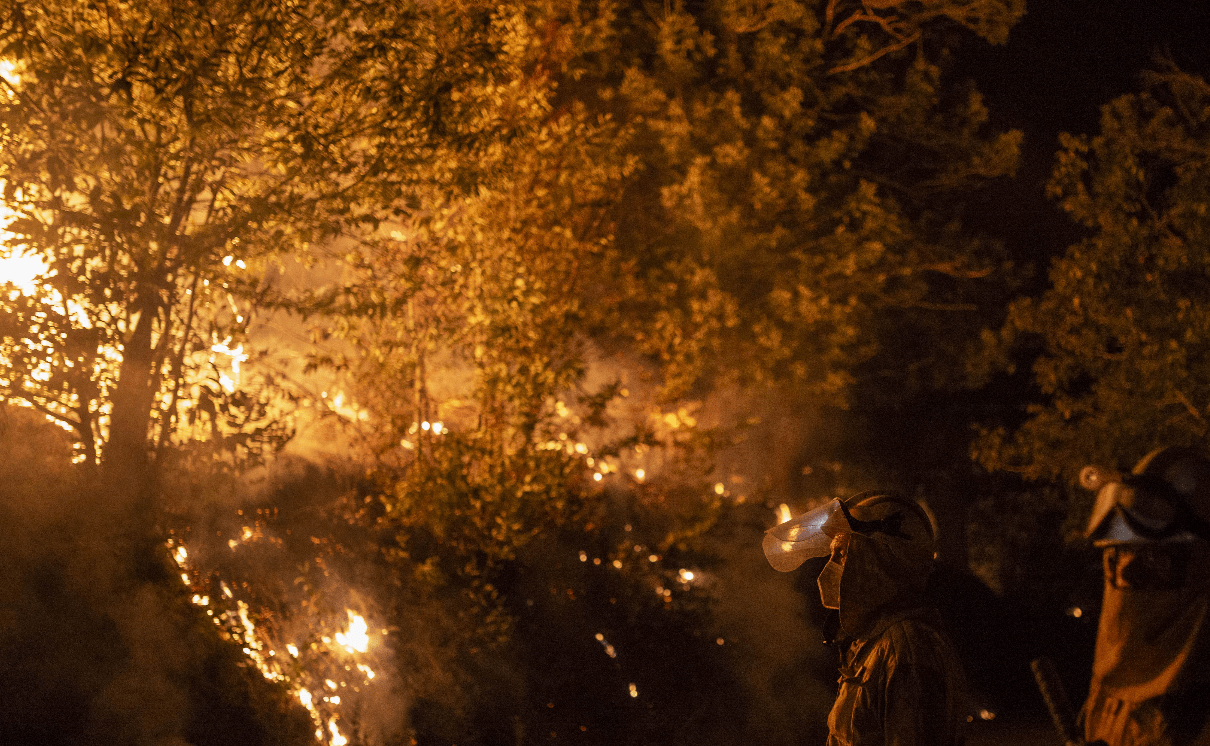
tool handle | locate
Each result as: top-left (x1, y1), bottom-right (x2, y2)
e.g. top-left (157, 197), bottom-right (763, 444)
top-left (1030, 656), bottom-right (1083, 746)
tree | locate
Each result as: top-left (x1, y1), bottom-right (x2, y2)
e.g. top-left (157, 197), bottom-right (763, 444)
top-left (0, 0), bottom-right (434, 487)
top-left (301, 1), bottom-right (1028, 742)
top-left (571, 0), bottom-right (1024, 403)
top-left (975, 67), bottom-right (1210, 487)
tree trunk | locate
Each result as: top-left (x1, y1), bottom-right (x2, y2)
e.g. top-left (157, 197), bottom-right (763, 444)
top-left (104, 302), bottom-right (159, 504)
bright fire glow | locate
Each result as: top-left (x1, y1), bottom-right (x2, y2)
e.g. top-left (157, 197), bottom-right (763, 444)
top-left (0, 59), bottom-right (17, 86)
top-left (777, 503), bottom-right (792, 524)
top-left (0, 252), bottom-right (47, 295)
top-left (210, 340), bottom-right (248, 394)
top-left (0, 188), bottom-right (48, 295)
top-left (335, 611), bottom-right (369, 653)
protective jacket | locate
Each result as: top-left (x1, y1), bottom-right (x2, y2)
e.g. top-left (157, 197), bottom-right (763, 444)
top-left (1081, 543), bottom-right (1210, 746)
top-left (1080, 447), bottom-right (1210, 746)
top-left (825, 530), bottom-right (968, 746)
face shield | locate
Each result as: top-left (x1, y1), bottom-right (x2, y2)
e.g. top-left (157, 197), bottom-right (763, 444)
top-left (763, 498), bottom-right (851, 572)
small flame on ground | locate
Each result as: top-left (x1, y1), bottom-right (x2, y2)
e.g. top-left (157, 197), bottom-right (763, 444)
top-left (329, 720), bottom-right (348, 746)
top-left (168, 537), bottom-right (381, 746)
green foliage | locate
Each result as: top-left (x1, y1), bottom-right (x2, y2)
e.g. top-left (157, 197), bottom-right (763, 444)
top-left (304, 0), bottom-right (635, 620)
top-left (303, 0), bottom-right (1025, 626)
top-left (580, 0), bottom-right (1023, 401)
top-left (0, 0), bottom-right (1032, 741)
top-left (975, 68), bottom-right (1210, 484)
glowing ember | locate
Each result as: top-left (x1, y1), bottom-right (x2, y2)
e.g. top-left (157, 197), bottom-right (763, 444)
top-left (593, 633), bottom-right (617, 659)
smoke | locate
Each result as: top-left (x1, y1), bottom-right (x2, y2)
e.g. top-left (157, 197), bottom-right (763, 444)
top-left (0, 405), bottom-right (312, 746)
top-left (0, 404), bottom-right (408, 746)
top-left (158, 447), bottom-right (423, 746)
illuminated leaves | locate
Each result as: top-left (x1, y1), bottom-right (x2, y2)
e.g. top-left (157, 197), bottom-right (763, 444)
top-left (585, 0), bottom-right (1021, 401)
top-left (0, 0), bottom-right (429, 467)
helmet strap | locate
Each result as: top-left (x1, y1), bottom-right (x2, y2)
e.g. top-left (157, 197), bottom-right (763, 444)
top-left (838, 499), bottom-right (910, 540)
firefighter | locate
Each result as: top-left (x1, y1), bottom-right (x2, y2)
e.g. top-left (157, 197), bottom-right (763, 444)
top-left (1080, 446), bottom-right (1210, 746)
top-left (764, 490), bottom-right (968, 746)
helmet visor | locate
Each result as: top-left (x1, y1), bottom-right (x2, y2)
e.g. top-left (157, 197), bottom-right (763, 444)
top-left (763, 499), bottom-right (851, 572)
top-left (1086, 478), bottom-right (1180, 543)
top-left (1086, 481), bottom-right (1127, 539)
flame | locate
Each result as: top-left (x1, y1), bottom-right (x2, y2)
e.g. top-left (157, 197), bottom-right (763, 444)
top-left (168, 523), bottom-right (386, 745)
top-left (210, 340), bottom-right (248, 394)
top-left (335, 611), bottom-right (369, 654)
top-left (776, 503), bottom-right (792, 524)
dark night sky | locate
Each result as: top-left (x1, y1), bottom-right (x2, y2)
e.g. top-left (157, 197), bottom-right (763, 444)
top-left (964, 0), bottom-right (1210, 267)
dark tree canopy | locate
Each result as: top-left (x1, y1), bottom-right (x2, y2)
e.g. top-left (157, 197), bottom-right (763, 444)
top-left (976, 67), bottom-right (1210, 486)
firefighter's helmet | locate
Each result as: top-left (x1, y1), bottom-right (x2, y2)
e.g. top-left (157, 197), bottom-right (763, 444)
top-left (763, 490), bottom-right (935, 572)
top-left (1084, 446), bottom-right (1210, 545)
